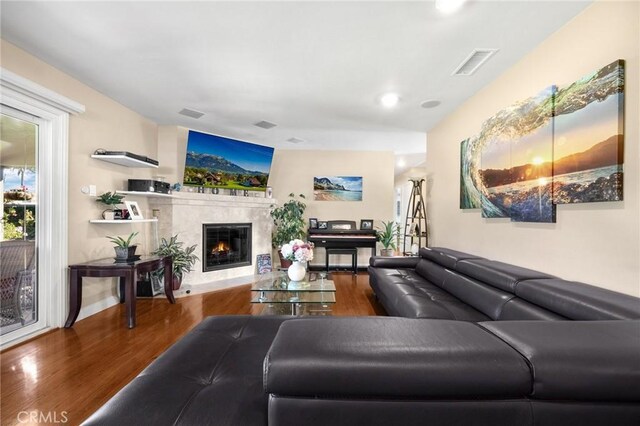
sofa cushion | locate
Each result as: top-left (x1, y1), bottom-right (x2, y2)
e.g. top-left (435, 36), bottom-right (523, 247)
top-left (265, 318), bottom-right (531, 399)
top-left (84, 316), bottom-right (288, 426)
top-left (516, 278), bottom-right (640, 320)
top-left (480, 320), bottom-right (640, 401)
top-left (415, 258), bottom-right (451, 288)
top-left (441, 270), bottom-right (514, 320)
top-left (456, 258), bottom-right (554, 293)
top-left (419, 247), bottom-right (481, 270)
top-left (498, 298), bottom-right (566, 321)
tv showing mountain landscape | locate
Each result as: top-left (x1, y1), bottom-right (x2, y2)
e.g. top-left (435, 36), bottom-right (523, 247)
top-left (183, 130), bottom-right (274, 191)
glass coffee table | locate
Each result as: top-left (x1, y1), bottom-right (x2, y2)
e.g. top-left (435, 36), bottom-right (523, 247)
top-left (251, 271), bottom-right (336, 315)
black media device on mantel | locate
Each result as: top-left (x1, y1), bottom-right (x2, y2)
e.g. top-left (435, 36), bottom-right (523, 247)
top-left (127, 179), bottom-right (171, 194)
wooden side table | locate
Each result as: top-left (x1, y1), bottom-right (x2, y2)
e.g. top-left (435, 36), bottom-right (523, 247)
top-left (64, 255), bottom-right (175, 329)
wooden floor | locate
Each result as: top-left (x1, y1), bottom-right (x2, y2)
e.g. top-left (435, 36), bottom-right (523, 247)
top-left (0, 272), bottom-right (384, 425)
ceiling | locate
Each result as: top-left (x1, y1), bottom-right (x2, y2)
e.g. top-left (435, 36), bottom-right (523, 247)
top-left (0, 1), bottom-right (590, 174)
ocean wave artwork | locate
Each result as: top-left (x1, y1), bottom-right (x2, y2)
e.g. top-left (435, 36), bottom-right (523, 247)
top-left (458, 60), bottom-right (624, 223)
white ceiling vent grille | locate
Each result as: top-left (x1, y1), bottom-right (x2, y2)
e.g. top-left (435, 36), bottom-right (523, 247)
top-left (452, 49), bottom-right (499, 76)
top-left (178, 108), bottom-right (205, 119)
top-left (254, 120), bottom-right (277, 129)
top-left (287, 137), bottom-right (305, 144)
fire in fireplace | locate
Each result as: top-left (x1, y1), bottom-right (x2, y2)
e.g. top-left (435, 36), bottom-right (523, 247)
top-left (203, 223), bottom-right (252, 271)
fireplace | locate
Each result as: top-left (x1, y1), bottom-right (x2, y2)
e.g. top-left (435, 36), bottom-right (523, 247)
top-left (203, 223), bottom-right (252, 272)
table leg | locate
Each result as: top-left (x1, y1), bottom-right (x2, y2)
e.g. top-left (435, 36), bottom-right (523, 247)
top-left (125, 270), bottom-right (137, 328)
top-left (163, 256), bottom-right (175, 304)
top-left (119, 277), bottom-right (126, 304)
top-left (64, 269), bottom-right (82, 328)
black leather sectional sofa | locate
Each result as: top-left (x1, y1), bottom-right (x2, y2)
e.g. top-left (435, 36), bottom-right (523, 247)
top-left (84, 247), bottom-right (640, 425)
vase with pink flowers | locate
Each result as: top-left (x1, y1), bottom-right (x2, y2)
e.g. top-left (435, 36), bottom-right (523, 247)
top-left (280, 239), bottom-right (314, 281)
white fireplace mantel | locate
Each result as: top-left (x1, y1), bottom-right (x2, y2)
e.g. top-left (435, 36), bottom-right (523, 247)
top-left (149, 192), bottom-right (276, 292)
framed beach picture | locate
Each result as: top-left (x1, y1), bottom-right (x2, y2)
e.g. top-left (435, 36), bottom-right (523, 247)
top-left (314, 176), bottom-right (363, 201)
top-left (124, 201), bottom-right (144, 220)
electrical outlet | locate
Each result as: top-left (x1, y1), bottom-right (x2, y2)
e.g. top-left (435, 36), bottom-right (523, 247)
top-left (89, 185), bottom-right (96, 196)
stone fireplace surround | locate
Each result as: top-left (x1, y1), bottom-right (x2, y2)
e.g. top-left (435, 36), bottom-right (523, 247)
top-left (150, 192), bottom-right (274, 294)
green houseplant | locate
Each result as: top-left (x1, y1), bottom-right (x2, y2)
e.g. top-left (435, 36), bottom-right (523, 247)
top-left (96, 191), bottom-right (125, 220)
top-left (107, 231), bottom-right (138, 260)
top-left (270, 193), bottom-right (307, 267)
top-left (376, 221), bottom-right (400, 256)
top-left (152, 235), bottom-right (199, 290)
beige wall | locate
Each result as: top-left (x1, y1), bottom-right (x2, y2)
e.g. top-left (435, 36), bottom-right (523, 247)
top-left (426, 1), bottom-right (640, 296)
top-left (1, 40), bottom-right (159, 317)
top-left (268, 150), bottom-right (395, 266)
top-left (156, 125), bottom-right (189, 185)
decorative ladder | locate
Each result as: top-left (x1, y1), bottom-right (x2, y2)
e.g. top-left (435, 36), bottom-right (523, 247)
top-left (403, 179), bottom-right (428, 255)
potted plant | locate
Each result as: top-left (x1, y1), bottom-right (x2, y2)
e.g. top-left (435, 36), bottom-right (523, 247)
top-left (107, 232), bottom-right (138, 261)
top-left (270, 193), bottom-right (307, 268)
top-left (152, 235), bottom-right (198, 290)
top-left (96, 191), bottom-right (125, 220)
top-left (376, 221), bottom-right (400, 256)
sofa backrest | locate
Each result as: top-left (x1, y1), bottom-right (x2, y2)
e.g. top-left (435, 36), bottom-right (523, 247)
top-left (419, 247), bottom-right (481, 270)
top-left (415, 247), bottom-right (639, 321)
top-left (516, 278), bottom-right (640, 320)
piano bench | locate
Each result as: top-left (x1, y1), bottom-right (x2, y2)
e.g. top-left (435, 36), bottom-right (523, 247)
top-left (326, 248), bottom-right (358, 275)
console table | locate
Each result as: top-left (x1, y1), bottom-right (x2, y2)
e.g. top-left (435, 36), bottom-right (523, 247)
top-left (64, 255), bottom-right (174, 329)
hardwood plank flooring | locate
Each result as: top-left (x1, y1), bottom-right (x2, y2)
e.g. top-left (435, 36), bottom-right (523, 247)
top-left (0, 272), bottom-right (384, 425)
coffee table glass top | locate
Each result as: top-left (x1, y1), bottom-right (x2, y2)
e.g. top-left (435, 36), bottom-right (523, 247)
top-left (251, 271), bottom-right (335, 292)
top-left (250, 272), bottom-right (336, 307)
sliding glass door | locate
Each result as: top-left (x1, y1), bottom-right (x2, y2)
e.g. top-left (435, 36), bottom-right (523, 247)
top-left (0, 108), bottom-right (40, 336)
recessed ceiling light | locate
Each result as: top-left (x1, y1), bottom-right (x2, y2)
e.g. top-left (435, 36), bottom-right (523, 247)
top-left (380, 93), bottom-right (400, 108)
top-left (397, 159), bottom-right (406, 168)
top-left (420, 99), bottom-right (441, 109)
top-left (435, 0), bottom-right (467, 14)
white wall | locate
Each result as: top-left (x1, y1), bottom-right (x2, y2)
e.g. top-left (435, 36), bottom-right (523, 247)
top-left (426, 1), bottom-right (640, 296)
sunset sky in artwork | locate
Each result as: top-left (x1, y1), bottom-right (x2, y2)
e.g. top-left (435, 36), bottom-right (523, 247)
top-left (554, 95), bottom-right (619, 161)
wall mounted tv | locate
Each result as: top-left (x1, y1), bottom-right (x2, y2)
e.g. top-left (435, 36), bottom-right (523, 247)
top-left (183, 130), bottom-right (275, 191)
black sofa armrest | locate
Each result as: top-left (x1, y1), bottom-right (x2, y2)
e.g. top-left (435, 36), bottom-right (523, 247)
top-left (479, 320), bottom-right (640, 402)
top-left (264, 317), bottom-right (531, 399)
top-left (369, 256), bottom-right (420, 269)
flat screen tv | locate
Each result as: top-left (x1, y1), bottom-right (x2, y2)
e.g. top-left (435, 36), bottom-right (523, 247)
top-left (183, 130), bottom-right (275, 191)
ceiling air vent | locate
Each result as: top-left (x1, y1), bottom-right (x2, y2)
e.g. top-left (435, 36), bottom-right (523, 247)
top-left (254, 120), bottom-right (277, 129)
top-left (178, 108), bottom-right (205, 119)
top-left (452, 49), bottom-right (499, 76)
top-left (287, 137), bottom-right (305, 144)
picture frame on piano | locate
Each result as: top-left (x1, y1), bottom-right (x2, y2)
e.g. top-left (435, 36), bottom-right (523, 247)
top-left (318, 221), bottom-right (328, 230)
top-left (360, 219), bottom-right (373, 230)
top-left (309, 218), bottom-right (318, 229)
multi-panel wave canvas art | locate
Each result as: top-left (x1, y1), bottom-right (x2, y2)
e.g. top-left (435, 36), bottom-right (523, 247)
top-left (459, 60), bottom-right (624, 224)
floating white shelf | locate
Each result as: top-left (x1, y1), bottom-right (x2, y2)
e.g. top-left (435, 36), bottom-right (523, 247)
top-left (89, 219), bottom-right (158, 224)
top-left (116, 190), bottom-right (173, 198)
top-left (91, 154), bottom-right (158, 168)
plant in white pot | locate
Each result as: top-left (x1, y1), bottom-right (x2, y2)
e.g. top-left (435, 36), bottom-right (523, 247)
top-left (270, 193), bottom-right (307, 268)
top-left (96, 191), bottom-right (125, 220)
top-left (376, 221), bottom-right (400, 256)
top-left (152, 235), bottom-right (198, 290)
top-left (107, 232), bottom-right (139, 261)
